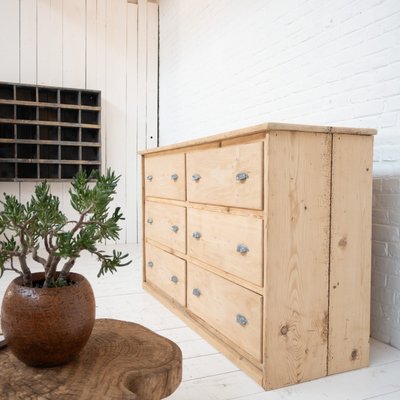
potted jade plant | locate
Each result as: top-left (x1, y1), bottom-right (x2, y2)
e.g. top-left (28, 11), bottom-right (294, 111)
top-left (0, 169), bottom-right (131, 367)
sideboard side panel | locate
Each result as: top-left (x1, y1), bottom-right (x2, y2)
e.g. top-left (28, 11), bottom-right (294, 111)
top-left (264, 131), bottom-right (331, 389)
top-left (328, 134), bottom-right (373, 374)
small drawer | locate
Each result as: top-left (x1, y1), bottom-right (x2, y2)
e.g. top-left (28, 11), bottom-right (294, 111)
top-left (187, 142), bottom-right (263, 210)
top-left (145, 201), bottom-right (186, 253)
top-left (188, 208), bottom-right (263, 286)
top-left (144, 153), bottom-right (185, 200)
top-left (187, 262), bottom-right (263, 362)
top-left (145, 243), bottom-right (186, 306)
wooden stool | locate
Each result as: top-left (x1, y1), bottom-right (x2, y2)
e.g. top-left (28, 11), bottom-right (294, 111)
top-left (0, 319), bottom-right (182, 399)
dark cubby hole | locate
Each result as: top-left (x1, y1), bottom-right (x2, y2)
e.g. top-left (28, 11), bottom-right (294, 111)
top-left (0, 143), bottom-right (14, 159)
top-left (61, 109), bottom-right (78, 123)
top-left (16, 86), bottom-right (36, 102)
top-left (0, 84), bottom-right (14, 100)
top-left (82, 147), bottom-right (99, 161)
top-left (18, 163), bottom-right (37, 179)
top-left (81, 92), bottom-right (99, 106)
top-left (61, 127), bottom-right (79, 141)
top-left (17, 106), bottom-right (36, 120)
top-left (82, 128), bottom-right (99, 143)
top-left (39, 107), bottom-right (58, 122)
top-left (61, 146), bottom-right (79, 160)
top-left (0, 163), bottom-right (15, 179)
top-left (40, 145), bottom-right (58, 160)
top-left (82, 164), bottom-right (99, 177)
top-left (17, 144), bottom-right (37, 159)
top-left (0, 105), bottom-right (14, 119)
top-left (0, 124), bottom-right (14, 139)
top-left (40, 164), bottom-right (59, 179)
top-left (81, 110), bottom-right (99, 125)
top-left (39, 88), bottom-right (58, 103)
top-left (39, 126), bottom-right (58, 141)
top-left (60, 90), bottom-right (78, 105)
top-left (17, 125), bottom-right (37, 140)
top-left (61, 164), bottom-right (79, 179)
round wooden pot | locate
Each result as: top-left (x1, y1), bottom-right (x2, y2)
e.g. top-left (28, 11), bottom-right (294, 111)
top-left (0, 272), bottom-right (95, 367)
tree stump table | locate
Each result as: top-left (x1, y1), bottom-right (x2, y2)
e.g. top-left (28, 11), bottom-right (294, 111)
top-left (0, 319), bottom-right (182, 399)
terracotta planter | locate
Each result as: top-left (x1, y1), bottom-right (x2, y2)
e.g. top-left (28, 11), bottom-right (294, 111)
top-left (1, 272), bottom-right (95, 367)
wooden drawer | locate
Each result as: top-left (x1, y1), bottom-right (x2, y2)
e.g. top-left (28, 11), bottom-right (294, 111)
top-left (187, 208), bottom-right (263, 286)
top-left (144, 153), bottom-right (185, 200)
top-left (186, 142), bottom-right (263, 210)
top-left (187, 262), bottom-right (263, 362)
top-left (145, 243), bottom-right (186, 306)
top-left (145, 201), bottom-right (186, 253)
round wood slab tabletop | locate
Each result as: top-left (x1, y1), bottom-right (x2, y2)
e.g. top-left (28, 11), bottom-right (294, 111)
top-left (0, 318), bottom-right (182, 399)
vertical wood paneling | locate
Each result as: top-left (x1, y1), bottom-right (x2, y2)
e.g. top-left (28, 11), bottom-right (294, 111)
top-left (146, 2), bottom-right (158, 149)
top-left (20, 0), bottom-right (37, 84)
top-left (126, 3), bottom-right (139, 243)
top-left (62, 0), bottom-right (85, 88)
top-left (264, 132), bottom-right (331, 389)
top-left (0, 0), bottom-right (19, 82)
top-left (37, 0), bottom-right (63, 86)
top-left (106, 0), bottom-right (128, 242)
top-left (328, 134), bottom-right (373, 374)
top-left (86, 0), bottom-right (97, 90)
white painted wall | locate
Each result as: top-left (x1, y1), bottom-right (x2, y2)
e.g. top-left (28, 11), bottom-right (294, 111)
top-left (0, 0), bottom-right (158, 244)
top-left (158, 0), bottom-right (400, 348)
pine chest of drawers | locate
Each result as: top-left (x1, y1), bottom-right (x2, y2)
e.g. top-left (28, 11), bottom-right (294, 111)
top-left (139, 122), bottom-right (376, 390)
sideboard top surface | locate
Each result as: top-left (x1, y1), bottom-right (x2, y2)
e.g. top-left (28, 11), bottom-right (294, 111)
top-left (139, 122), bottom-right (377, 155)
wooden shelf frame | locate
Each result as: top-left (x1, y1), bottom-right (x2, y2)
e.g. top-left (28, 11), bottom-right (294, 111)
top-left (0, 81), bottom-right (101, 181)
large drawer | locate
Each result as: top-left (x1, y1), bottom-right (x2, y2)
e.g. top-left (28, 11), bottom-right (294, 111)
top-left (187, 208), bottom-right (263, 286)
top-left (187, 262), bottom-right (263, 362)
top-left (145, 201), bottom-right (186, 253)
top-left (186, 142), bottom-right (263, 210)
top-left (145, 243), bottom-right (186, 306)
top-left (144, 153), bottom-right (185, 200)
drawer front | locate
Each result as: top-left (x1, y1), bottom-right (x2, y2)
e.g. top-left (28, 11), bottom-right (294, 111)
top-left (144, 153), bottom-right (185, 200)
top-left (187, 142), bottom-right (263, 210)
top-left (187, 208), bottom-right (263, 286)
top-left (145, 243), bottom-right (186, 306)
top-left (187, 262), bottom-right (263, 362)
top-left (145, 201), bottom-right (186, 253)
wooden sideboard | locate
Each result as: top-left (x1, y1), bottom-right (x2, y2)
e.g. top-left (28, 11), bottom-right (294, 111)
top-left (139, 122), bottom-right (376, 390)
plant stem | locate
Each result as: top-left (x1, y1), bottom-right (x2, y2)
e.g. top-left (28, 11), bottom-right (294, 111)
top-left (58, 257), bottom-right (76, 281)
top-left (44, 255), bottom-right (61, 287)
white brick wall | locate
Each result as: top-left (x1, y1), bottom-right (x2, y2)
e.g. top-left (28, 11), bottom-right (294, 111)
top-left (159, 0), bottom-right (400, 347)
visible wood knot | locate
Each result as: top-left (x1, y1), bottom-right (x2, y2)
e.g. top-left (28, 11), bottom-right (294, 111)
top-left (338, 237), bottom-right (347, 248)
top-left (333, 282), bottom-right (340, 289)
top-left (351, 349), bottom-right (358, 361)
top-left (366, 168), bottom-right (369, 172)
top-left (304, 205), bottom-right (307, 210)
top-left (280, 325), bottom-right (289, 336)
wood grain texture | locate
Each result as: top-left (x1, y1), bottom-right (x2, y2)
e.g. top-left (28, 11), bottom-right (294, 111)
top-left (145, 243), bottom-right (186, 306)
top-left (186, 141), bottom-right (263, 210)
top-left (187, 262), bottom-right (263, 362)
top-left (187, 207), bottom-right (263, 286)
top-left (145, 201), bottom-right (186, 253)
top-left (0, 319), bottom-right (182, 400)
top-left (264, 132), bottom-right (332, 389)
top-left (328, 134), bottom-right (373, 374)
top-left (145, 152), bottom-right (186, 200)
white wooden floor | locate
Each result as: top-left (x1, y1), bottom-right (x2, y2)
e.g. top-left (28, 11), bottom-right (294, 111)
top-left (1, 243), bottom-right (400, 400)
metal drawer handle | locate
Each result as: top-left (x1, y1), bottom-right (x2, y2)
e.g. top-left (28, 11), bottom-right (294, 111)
top-left (236, 172), bottom-right (249, 181)
top-left (236, 314), bottom-right (248, 326)
top-left (171, 225), bottom-right (179, 233)
top-left (192, 174), bottom-right (201, 182)
top-left (147, 261), bottom-right (154, 268)
top-left (147, 218), bottom-right (153, 225)
top-left (146, 175), bottom-right (153, 181)
top-left (171, 275), bottom-right (178, 284)
top-left (192, 231), bottom-right (201, 239)
top-left (171, 174), bottom-right (179, 181)
top-left (236, 244), bottom-right (249, 254)
top-left (192, 288), bottom-right (201, 297)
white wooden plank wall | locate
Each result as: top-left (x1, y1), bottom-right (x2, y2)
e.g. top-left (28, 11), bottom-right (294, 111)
top-left (0, 0), bottom-right (158, 244)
